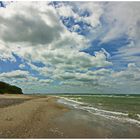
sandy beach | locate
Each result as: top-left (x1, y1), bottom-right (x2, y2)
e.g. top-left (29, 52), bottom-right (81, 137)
top-left (0, 94), bottom-right (69, 138)
top-left (0, 94), bottom-right (140, 138)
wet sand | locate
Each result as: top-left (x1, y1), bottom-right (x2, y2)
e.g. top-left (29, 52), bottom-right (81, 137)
top-left (0, 94), bottom-right (140, 138)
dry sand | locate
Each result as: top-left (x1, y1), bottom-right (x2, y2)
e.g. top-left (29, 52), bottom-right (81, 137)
top-left (0, 94), bottom-right (69, 138)
top-left (0, 94), bottom-right (140, 138)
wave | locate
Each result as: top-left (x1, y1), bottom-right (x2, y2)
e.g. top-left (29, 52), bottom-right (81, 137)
top-left (57, 97), bottom-right (140, 127)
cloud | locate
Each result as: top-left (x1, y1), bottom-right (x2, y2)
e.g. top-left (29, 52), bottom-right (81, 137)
top-left (26, 49), bottom-right (112, 78)
top-left (0, 40), bottom-right (16, 61)
top-left (75, 2), bottom-right (103, 28)
top-left (19, 64), bottom-right (26, 69)
top-left (101, 2), bottom-right (140, 43)
top-left (0, 69), bottom-right (52, 92)
top-left (112, 40), bottom-right (140, 65)
top-left (0, 2), bottom-right (64, 45)
top-left (39, 79), bottom-right (53, 84)
top-left (0, 2), bottom-right (139, 94)
top-left (0, 2), bottom-right (112, 93)
top-left (56, 4), bottom-right (75, 17)
top-left (0, 70), bottom-right (29, 79)
top-left (53, 67), bottom-right (112, 88)
top-left (94, 63), bottom-right (140, 94)
top-left (0, 2), bottom-right (89, 62)
top-left (112, 63), bottom-right (140, 81)
top-left (55, 2), bottom-right (103, 28)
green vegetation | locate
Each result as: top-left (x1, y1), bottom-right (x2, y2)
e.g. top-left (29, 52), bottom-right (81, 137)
top-left (0, 81), bottom-right (23, 94)
top-left (63, 95), bottom-right (140, 114)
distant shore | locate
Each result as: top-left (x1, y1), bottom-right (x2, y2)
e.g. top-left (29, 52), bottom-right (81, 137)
top-left (0, 94), bottom-right (140, 138)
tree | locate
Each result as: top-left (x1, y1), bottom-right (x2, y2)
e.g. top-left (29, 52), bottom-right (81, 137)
top-left (0, 81), bottom-right (23, 94)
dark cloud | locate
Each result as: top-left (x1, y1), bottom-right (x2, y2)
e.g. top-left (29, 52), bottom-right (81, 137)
top-left (0, 5), bottom-right (64, 45)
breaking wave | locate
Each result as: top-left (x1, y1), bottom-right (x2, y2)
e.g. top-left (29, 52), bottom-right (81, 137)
top-left (57, 97), bottom-right (140, 127)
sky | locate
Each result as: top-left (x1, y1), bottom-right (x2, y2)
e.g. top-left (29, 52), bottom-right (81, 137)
top-left (0, 1), bottom-right (140, 94)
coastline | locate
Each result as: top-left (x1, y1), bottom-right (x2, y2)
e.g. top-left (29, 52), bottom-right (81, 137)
top-left (0, 94), bottom-right (140, 138)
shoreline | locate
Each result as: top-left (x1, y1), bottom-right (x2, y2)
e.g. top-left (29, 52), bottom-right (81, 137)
top-left (0, 94), bottom-right (140, 138)
top-left (58, 97), bottom-right (140, 124)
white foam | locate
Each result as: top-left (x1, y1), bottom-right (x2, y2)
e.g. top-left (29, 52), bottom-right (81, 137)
top-left (57, 97), bottom-right (140, 127)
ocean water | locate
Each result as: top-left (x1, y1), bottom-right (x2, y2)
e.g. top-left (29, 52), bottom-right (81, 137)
top-left (55, 96), bottom-right (140, 138)
top-left (57, 96), bottom-right (140, 127)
